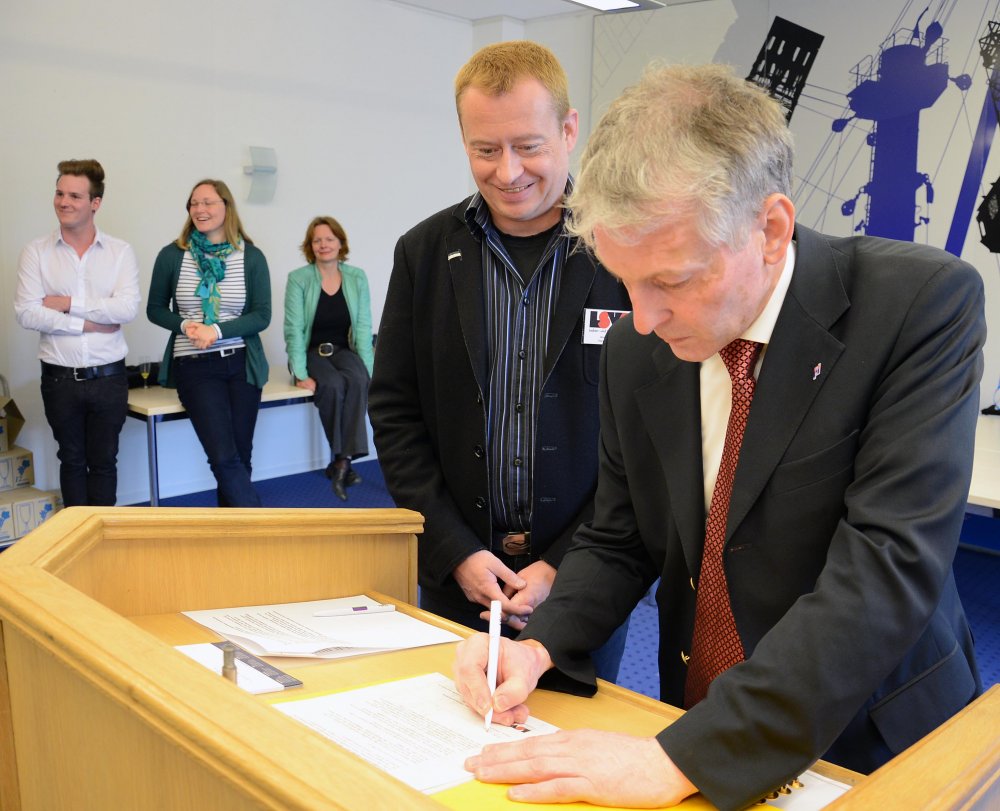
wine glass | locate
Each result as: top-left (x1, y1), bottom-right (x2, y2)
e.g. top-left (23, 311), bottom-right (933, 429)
top-left (139, 356), bottom-right (152, 388)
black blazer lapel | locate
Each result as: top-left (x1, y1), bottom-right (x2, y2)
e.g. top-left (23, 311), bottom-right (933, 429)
top-left (445, 227), bottom-right (489, 394)
top-left (727, 227), bottom-right (850, 539)
top-left (544, 248), bottom-right (597, 379)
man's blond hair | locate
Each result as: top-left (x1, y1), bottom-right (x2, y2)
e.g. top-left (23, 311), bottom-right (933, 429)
top-left (455, 40), bottom-right (570, 124)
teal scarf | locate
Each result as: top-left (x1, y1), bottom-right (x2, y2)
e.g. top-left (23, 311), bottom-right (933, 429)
top-left (189, 229), bottom-right (237, 325)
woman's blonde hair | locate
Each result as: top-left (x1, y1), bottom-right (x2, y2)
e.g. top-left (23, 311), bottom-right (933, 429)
top-left (176, 179), bottom-right (251, 249)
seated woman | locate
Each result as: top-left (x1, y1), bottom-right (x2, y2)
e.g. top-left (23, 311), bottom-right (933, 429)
top-left (284, 216), bottom-right (373, 500)
top-left (147, 179), bottom-right (271, 507)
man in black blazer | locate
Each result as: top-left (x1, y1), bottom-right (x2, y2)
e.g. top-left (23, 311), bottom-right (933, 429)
top-left (369, 41), bottom-right (631, 677)
top-left (453, 64), bottom-right (985, 810)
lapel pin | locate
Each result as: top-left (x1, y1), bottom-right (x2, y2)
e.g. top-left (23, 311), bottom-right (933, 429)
top-left (447, 250), bottom-right (462, 262)
top-left (812, 362), bottom-right (822, 381)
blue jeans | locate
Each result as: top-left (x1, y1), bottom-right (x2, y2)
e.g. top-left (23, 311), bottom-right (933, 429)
top-left (174, 348), bottom-right (262, 507)
top-left (40, 371), bottom-right (128, 506)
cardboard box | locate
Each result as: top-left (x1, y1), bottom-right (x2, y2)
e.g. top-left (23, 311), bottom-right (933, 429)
top-left (0, 446), bottom-right (35, 493)
top-left (0, 486), bottom-right (62, 545)
top-left (0, 396), bottom-right (26, 453)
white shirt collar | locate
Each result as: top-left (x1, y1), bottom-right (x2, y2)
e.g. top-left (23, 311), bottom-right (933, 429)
top-left (55, 225), bottom-right (103, 249)
top-left (742, 240), bottom-right (796, 347)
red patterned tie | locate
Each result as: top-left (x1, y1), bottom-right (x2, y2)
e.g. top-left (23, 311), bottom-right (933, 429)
top-left (684, 338), bottom-right (762, 708)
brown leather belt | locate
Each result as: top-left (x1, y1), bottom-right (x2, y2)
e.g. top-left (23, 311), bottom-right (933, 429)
top-left (497, 531), bottom-right (531, 556)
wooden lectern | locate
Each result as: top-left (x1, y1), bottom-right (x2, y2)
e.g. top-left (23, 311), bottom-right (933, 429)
top-left (0, 507), bottom-right (998, 810)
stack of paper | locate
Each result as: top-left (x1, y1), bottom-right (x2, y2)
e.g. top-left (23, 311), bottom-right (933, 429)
top-left (175, 643), bottom-right (298, 694)
top-left (182, 595), bottom-right (460, 659)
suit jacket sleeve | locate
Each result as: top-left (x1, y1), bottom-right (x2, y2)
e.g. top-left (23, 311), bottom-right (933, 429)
top-left (146, 244), bottom-right (184, 335)
top-left (519, 327), bottom-right (660, 685)
top-left (283, 267), bottom-right (311, 381)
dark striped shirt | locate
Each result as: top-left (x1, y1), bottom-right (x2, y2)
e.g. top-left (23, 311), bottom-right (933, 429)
top-left (464, 192), bottom-right (570, 537)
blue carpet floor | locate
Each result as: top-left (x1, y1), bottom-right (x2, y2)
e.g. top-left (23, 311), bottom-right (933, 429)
top-left (135, 459), bottom-right (1000, 700)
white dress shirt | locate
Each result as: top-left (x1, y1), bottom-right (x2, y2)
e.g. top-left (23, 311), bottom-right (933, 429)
top-left (699, 242), bottom-right (796, 511)
top-left (14, 227), bottom-right (141, 368)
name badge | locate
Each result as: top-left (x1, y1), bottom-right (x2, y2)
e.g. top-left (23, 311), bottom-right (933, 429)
top-left (582, 308), bottom-right (629, 345)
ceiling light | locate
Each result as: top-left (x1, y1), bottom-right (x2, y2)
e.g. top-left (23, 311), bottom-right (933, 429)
top-left (564, 0), bottom-right (666, 11)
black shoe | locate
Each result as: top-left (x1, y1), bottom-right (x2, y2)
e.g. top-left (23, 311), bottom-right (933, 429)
top-left (345, 469), bottom-right (362, 487)
top-left (324, 462), bottom-right (335, 479)
top-left (332, 466), bottom-right (348, 501)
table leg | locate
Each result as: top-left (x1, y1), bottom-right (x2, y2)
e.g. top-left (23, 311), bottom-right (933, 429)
top-left (146, 417), bottom-right (160, 507)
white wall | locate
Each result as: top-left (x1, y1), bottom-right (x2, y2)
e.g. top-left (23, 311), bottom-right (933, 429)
top-left (7, 0), bottom-right (995, 503)
top-left (1, 0), bottom-right (479, 502)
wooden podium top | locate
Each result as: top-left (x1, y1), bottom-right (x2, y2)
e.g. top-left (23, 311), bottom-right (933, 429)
top-left (1, 508), bottom-right (998, 810)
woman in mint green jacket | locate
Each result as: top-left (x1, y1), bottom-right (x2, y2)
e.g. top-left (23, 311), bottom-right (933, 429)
top-left (283, 216), bottom-right (373, 500)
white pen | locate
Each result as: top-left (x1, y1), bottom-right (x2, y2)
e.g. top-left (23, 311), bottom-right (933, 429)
top-left (312, 603), bottom-right (395, 617)
top-left (484, 599), bottom-right (501, 730)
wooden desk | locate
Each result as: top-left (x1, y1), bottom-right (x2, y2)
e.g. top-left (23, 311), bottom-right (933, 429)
top-left (970, 414), bottom-right (1000, 510)
top-left (1, 508), bottom-right (997, 810)
top-left (126, 374), bottom-right (313, 505)
top-left (127, 607), bottom-right (1000, 811)
top-left (129, 606), bottom-right (780, 811)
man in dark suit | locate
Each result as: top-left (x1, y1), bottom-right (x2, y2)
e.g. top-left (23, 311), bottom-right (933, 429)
top-left (369, 41), bottom-right (631, 678)
top-left (453, 64), bottom-right (985, 810)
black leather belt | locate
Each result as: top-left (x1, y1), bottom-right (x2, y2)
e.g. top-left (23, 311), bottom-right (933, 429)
top-left (176, 347), bottom-right (243, 362)
top-left (41, 359), bottom-right (126, 381)
top-left (495, 531), bottom-right (531, 556)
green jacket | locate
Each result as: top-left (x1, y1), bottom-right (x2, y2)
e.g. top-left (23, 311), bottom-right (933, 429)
top-left (283, 262), bottom-right (374, 380)
top-left (147, 242), bottom-right (271, 388)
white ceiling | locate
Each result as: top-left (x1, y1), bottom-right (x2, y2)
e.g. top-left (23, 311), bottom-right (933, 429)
top-left (388, 0), bottom-right (707, 23)
top-left (389, 0), bottom-right (589, 21)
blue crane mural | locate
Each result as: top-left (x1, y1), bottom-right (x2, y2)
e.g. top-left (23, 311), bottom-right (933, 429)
top-left (832, 11), bottom-right (972, 242)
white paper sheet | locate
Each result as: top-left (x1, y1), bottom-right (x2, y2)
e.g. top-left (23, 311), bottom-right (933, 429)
top-left (758, 769), bottom-right (851, 809)
top-left (175, 644), bottom-right (289, 694)
top-left (274, 672), bottom-right (559, 794)
top-left (182, 596), bottom-right (460, 658)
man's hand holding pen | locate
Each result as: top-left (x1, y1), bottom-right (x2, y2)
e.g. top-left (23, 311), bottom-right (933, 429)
top-left (453, 633), bottom-right (551, 727)
top-left (453, 635), bottom-right (696, 807)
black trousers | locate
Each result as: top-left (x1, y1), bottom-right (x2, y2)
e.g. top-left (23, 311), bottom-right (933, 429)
top-left (306, 347), bottom-right (370, 460)
top-left (40, 372), bottom-right (128, 506)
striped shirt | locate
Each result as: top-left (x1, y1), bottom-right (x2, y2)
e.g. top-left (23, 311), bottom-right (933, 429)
top-left (464, 192), bottom-right (570, 538)
top-left (172, 249), bottom-right (248, 357)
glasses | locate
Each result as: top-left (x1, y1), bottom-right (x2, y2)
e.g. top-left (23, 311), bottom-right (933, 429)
top-left (189, 199), bottom-right (224, 209)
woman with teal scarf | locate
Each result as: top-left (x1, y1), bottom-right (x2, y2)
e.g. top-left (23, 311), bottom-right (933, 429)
top-left (284, 216), bottom-right (373, 501)
top-left (147, 179), bottom-right (271, 507)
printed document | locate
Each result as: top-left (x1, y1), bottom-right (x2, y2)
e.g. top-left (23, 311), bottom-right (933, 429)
top-left (182, 596), bottom-right (460, 658)
top-left (274, 672), bottom-right (559, 794)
